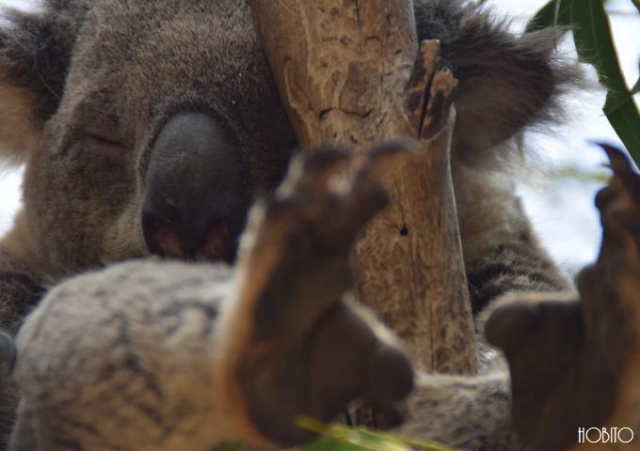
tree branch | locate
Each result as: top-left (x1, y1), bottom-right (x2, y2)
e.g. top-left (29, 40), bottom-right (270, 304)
top-left (249, 0), bottom-right (477, 375)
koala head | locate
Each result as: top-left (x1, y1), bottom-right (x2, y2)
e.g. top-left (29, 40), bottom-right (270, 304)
top-left (0, 0), bottom-right (577, 282)
top-left (0, 0), bottom-right (297, 279)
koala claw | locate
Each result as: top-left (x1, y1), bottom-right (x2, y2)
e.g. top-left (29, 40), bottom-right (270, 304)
top-left (486, 144), bottom-right (640, 451)
top-left (222, 144), bottom-right (416, 446)
top-left (10, 143), bottom-right (415, 451)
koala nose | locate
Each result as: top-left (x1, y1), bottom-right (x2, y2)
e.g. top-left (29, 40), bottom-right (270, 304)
top-left (142, 113), bottom-right (249, 262)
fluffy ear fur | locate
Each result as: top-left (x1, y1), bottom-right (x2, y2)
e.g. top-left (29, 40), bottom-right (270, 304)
top-left (0, 4), bottom-right (81, 165)
top-left (415, 0), bottom-right (578, 167)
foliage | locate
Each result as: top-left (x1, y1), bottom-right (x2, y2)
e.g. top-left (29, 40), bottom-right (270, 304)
top-left (295, 417), bottom-right (458, 451)
top-left (216, 416), bottom-right (459, 451)
top-left (527, 0), bottom-right (640, 165)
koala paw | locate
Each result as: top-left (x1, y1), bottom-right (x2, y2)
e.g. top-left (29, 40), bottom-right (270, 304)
top-left (486, 144), bottom-right (640, 451)
top-left (222, 143), bottom-right (416, 447)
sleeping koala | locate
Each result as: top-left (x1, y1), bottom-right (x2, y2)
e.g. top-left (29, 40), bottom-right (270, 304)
top-left (0, 0), bottom-right (581, 449)
top-left (9, 145), bottom-right (418, 450)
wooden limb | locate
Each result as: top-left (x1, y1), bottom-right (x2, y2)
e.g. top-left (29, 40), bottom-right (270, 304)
top-left (249, 1), bottom-right (477, 376)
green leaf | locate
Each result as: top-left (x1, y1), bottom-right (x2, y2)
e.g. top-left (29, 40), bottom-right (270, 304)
top-left (217, 442), bottom-right (243, 451)
top-left (632, 0), bottom-right (640, 13)
top-left (526, 0), bottom-right (572, 32)
top-left (296, 416), bottom-right (459, 451)
top-left (571, 0), bottom-right (640, 164)
top-left (552, 166), bottom-right (611, 183)
top-left (301, 436), bottom-right (364, 451)
top-left (603, 92), bottom-right (640, 163)
top-left (631, 64), bottom-right (640, 94)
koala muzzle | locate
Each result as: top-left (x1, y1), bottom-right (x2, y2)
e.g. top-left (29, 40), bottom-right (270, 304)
top-left (142, 113), bottom-right (249, 262)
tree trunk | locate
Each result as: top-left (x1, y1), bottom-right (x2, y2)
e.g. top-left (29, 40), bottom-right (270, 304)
top-left (249, 0), bottom-right (477, 376)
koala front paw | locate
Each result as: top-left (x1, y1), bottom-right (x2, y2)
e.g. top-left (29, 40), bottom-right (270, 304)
top-left (486, 144), bottom-right (640, 451)
top-left (221, 144), bottom-right (416, 447)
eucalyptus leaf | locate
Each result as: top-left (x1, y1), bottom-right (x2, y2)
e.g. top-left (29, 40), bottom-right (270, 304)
top-left (296, 417), bottom-right (459, 451)
top-left (632, 66), bottom-right (640, 95)
top-left (526, 0), bottom-right (572, 32)
top-left (216, 442), bottom-right (243, 451)
top-left (571, 0), bottom-right (640, 163)
top-left (301, 436), bottom-right (364, 451)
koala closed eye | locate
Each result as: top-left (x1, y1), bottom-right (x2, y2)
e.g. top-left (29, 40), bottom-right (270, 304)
top-left (81, 128), bottom-right (129, 160)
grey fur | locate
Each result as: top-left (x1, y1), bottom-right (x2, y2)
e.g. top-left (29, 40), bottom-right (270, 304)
top-left (12, 146), bottom-right (416, 450)
top-left (0, 0), bottom-right (577, 449)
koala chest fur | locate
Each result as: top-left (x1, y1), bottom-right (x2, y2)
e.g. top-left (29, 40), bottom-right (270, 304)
top-left (0, 0), bottom-right (578, 449)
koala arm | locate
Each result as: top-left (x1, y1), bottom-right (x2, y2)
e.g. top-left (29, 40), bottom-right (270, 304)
top-left (0, 267), bottom-right (42, 337)
top-left (0, 247), bottom-right (45, 448)
top-left (9, 146), bottom-right (414, 451)
top-left (0, 233), bottom-right (46, 334)
top-left (454, 167), bottom-right (572, 315)
top-left (481, 146), bottom-right (640, 451)
top-left (396, 372), bottom-right (525, 450)
top-left (0, 215), bottom-right (49, 336)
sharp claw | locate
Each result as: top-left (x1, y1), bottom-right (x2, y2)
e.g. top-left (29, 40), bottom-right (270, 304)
top-left (593, 141), bottom-right (632, 170)
top-left (277, 146), bottom-right (351, 201)
top-left (236, 141), bottom-right (418, 444)
top-left (597, 142), bottom-right (640, 197)
top-left (264, 198), bottom-right (297, 220)
top-left (325, 140), bottom-right (414, 236)
top-left (302, 146), bottom-right (350, 176)
top-left (365, 139), bottom-right (419, 177)
top-left (358, 185), bottom-right (390, 222)
top-left (343, 174), bottom-right (389, 229)
top-left (342, 139), bottom-right (416, 220)
top-left (592, 143), bottom-right (640, 213)
top-left (299, 146), bottom-right (350, 195)
top-left (368, 139), bottom-right (419, 162)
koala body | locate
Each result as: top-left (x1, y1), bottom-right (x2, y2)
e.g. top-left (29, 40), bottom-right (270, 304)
top-left (10, 147), bottom-right (422, 450)
top-left (0, 0), bottom-right (576, 449)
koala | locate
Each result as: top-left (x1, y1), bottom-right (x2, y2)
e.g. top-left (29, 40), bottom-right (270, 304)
top-left (9, 145), bottom-right (418, 450)
top-left (0, 0), bottom-right (578, 449)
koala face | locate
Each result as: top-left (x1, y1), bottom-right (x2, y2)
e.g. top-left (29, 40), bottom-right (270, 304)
top-left (1, 0), bottom-right (575, 283)
top-left (11, 1), bottom-right (296, 277)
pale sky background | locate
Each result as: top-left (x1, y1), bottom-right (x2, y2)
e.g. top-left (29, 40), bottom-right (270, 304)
top-left (0, 0), bottom-right (638, 276)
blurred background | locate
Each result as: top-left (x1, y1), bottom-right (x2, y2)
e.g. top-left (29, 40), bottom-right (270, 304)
top-left (0, 0), bottom-right (638, 277)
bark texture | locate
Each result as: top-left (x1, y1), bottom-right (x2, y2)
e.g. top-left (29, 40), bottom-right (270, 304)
top-left (249, 0), bottom-right (477, 375)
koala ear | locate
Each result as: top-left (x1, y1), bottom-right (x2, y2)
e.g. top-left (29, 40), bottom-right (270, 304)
top-left (448, 25), bottom-right (576, 165)
top-left (417, 0), bottom-right (578, 167)
top-left (0, 6), bottom-right (78, 165)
